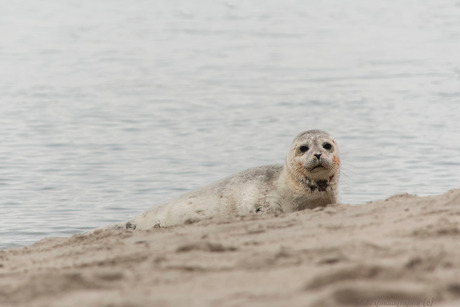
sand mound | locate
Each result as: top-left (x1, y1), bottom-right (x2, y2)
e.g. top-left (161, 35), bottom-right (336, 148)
top-left (1, 189), bottom-right (459, 307)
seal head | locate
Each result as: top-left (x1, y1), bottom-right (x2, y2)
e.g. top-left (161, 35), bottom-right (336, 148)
top-left (278, 130), bottom-right (340, 211)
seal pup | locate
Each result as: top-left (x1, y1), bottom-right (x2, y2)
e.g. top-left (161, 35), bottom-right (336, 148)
top-left (121, 130), bottom-right (340, 230)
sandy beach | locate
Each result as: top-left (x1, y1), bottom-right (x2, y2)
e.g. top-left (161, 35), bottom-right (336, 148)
top-left (1, 189), bottom-right (459, 307)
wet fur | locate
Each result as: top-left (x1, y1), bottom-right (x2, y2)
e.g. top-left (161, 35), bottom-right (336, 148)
top-left (119, 130), bottom-right (341, 230)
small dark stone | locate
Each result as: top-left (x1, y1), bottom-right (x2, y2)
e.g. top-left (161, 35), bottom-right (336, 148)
top-left (125, 222), bottom-right (136, 230)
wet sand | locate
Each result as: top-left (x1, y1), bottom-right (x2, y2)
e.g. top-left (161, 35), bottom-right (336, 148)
top-left (1, 189), bottom-right (459, 307)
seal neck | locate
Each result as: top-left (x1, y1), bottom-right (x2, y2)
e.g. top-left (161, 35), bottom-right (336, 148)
top-left (301, 175), bottom-right (336, 192)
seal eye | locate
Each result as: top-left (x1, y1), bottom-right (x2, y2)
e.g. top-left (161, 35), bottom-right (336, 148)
top-left (299, 145), bottom-right (309, 153)
top-left (323, 143), bottom-right (332, 150)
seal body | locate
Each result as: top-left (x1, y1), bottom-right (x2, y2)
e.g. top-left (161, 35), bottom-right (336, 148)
top-left (124, 130), bottom-right (340, 230)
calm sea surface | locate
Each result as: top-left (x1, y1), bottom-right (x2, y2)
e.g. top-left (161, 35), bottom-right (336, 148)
top-left (1, 0), bottom-right (459, 249)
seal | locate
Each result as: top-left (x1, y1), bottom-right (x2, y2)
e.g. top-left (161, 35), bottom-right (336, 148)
top-left (120, 130), bottom-right (340, 230)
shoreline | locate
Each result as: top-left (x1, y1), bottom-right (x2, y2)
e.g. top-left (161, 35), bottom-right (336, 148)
top-left (1, 189), bottom-right (459, 307)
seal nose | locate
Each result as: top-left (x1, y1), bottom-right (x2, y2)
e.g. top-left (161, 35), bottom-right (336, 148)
top-left (314, 153), bottom-right (322, 160)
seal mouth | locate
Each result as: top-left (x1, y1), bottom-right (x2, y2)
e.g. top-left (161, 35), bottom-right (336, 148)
top-left (310, 164), bottom-right (327, 172)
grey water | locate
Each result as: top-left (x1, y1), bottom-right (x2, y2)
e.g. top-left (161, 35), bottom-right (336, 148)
top-left (1, 0), bottom-right (459, 249)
